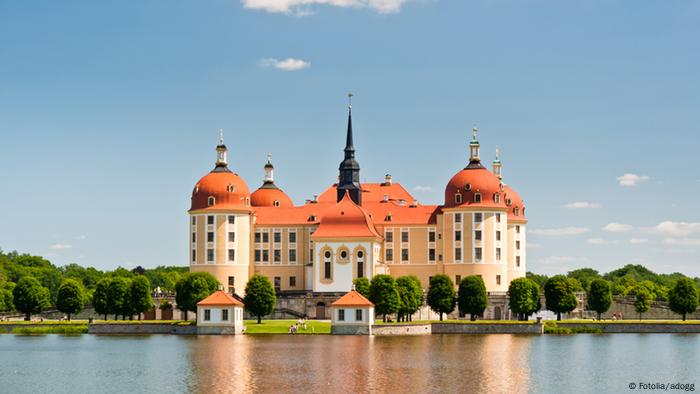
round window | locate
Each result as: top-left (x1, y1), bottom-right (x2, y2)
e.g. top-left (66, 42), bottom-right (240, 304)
top-left (357, 251), bottom-right (364, 258)
top-left (324, 251), bottom-right (331, 259)
top-left (340, 251), bottom-right (348, 259)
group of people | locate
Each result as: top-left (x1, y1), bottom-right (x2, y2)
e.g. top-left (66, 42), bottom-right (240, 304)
top-left (288, 318), bottom-right (308, 334)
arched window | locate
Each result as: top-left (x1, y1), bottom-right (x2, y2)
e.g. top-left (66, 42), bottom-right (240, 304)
top-left (207, 196), bottom-right (215, 206)
top-left (514, 207), bottom-right (520, 216)
top-left (324, 251), bottom-right (332, 279)
top-left (465, 184), bottom-right (471, 191)
top-left (273, 200), bottom-right (280, 207)
top-left (356, 250), bottom-right (364, 278)
top-left (474, 193), bottom-right (482, 203)
top-left (455, 193), bottom-right (462, 204)
top-left (227, 184), bottom-right (235, 193)
top-left (494, 193), bottom-right (500, 204)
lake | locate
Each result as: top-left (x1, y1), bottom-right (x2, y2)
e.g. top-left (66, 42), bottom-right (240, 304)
top-left (1, 334), bottom-right (698, 393)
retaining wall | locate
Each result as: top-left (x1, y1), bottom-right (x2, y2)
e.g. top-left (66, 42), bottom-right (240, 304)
top-left (88, 323), bottom-right (196, 335)
top-left (432, 322), bottom-right (544, 335)
top-left (557, 323), bottom-right (700, 334)
top-left (331, 325), bottom-right (371, 335)
top-left (372, 324), bottom-right (432, 336)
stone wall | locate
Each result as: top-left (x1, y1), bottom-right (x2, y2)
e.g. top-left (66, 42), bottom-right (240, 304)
top-left (331, 325), bottom-right (370, 335)
top-left (372, 324), bottom-right (431, 336)
top-left (557, 322), bottom-right (700, 333)
top-left (197, 325), bottom-right (240, 335)
top-left (87, 323), bottom-right (196, 335)
top-left (432, 322), bottom-right (544, 334)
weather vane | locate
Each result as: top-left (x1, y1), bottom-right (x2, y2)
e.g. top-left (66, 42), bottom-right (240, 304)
top-left (348, 92), bottom-right (353, 109)
top-left (472, 125), bottom-right (478, 141)
top-left (219, 128), bottom-right (224, 145)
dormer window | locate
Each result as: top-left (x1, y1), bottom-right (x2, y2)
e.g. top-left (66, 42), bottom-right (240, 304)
top-left (494, 193), bottom-right (500, 204)
top-left (245, 197), bottom-right (250, 207)
top-left (455, 193), bottom-right (462, 204)
top-left (465, 184), bottom-right (471, 191)
top-left (385, 214), bottom-right (393, 222)
top-left (273, 200), bottom-right (280, 207)
top-left (227, 184), bottom-right (235, 193)
top-left (207, 196), bottom-right (215, 206)
top-left (308, 215), bottom-right (317, 222)
top-left (474, 193), bottom-right (482, 203)
top-left (514, 207), bottom-right (520, 216)
top-left (506, 198), bottom-right (512, 206)
top-left (499, 183), bottom-right (504, 191)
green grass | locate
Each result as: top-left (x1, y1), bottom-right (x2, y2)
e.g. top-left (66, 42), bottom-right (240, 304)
top-left (12, 325), bottom-right (88, 334)
top-left (0, 320), bottom-right (88, 325)
top-left (90, 320), bottom-right (196, 326)
top-left (556, 319), bottom-right (700, 325)
top-left (243, 320), bottom-right (330, 335)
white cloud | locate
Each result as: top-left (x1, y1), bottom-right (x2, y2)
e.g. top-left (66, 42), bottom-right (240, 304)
top-left (616, 173), bottom-right (650, 187)
top-left (563, 201), bottom-right (601, 209)
top-left (603, 223), bottom-right (633, 233)
top-left (530, 227), bottom-right (590, 236)
top-left (242, 0), bottom-right (410, 15)
top-left (413, 185), bottom-right (432, 192)
top-left (527, 243), bottom-right (542, 249)
top-left (654, 221), bottom-right (700, 237)
top-left (629, 238), bottom-right (649, 244)
top-left (586, 238), bottom-right (610, 245)
top-left (662, 238), bottom-right (700, 246)
top-left (259, 58), bottom-right (310, 71)
top-left (50, 243), bottom-right (72, 250)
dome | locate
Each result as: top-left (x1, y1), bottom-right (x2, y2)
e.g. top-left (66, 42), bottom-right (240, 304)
top-left (190, 171), bottom-right (251, 211)
top-left (444, 166), bottom-right (507, 209)
top-left (503, 185), bottom-right (526, 221)
top-left (251, 185), bottom-right (293, 207)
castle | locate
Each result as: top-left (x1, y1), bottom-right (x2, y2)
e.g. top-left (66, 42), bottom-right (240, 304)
top-left (188, 99), bottom-right (527, 308)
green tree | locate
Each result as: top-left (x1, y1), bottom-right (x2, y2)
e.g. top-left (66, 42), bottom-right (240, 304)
top-left (175, 272), bottom-right (220, 320)
top-left (634, 286), bottom-right (652, 320)
top-left (93, 277), bottom-right (112, 320)
top-left (668, 278), bottom-right (699, 321)
top-left (508, 277), bottom-right (540, 321)
top-left (587, 278), bottom-right (612, 320)
top-left (526, 272), bottom-right (549, 288)
top-left (458, 276), bottom-right (488, 321)
top-left (353, 277), bottom-right (371, 299)
top-left (369, 274), bottom-right (400, 322)
top-left (107, 277), bottom-right (131, 320)
top-left (567, 268), bottom-right (601, 292)
top-left (243, 274), bottom-right (276, 323)
top-left (129, 276), bottom-right (153, 320)
top-left (395, 276), bottom-right (423, 322)
top-left (56, 279), bottom-right (85, 320)
top-left (427, 274), bottom-right (456, 321)
top-left (0, 287), bottom-right (14, 312)
top-left (544, 275), bottom-right (577, 321)
top-left (13, 277), bottom-right (51, 320)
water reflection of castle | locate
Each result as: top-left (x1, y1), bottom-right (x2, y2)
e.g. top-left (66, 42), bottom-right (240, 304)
top-left (188, 97), bottom-right (527, 319)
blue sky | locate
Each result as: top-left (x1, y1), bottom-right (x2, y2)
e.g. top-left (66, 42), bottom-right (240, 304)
top-left (1, 0), bottom-right (699, 275)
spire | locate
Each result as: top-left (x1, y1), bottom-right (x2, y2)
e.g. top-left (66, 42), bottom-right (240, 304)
top-left (492, 146), bottom-right (502, 180)
top-left (337, 92), bottom-right (362, 205)
top-left (466, 125), bottom-right (484, 169)
top-left (213, 129), bottom-right (231, 172)
top-left (263, 154), bottom-right (274, 184)
top-left (345, 93), bottom-right (355, 158)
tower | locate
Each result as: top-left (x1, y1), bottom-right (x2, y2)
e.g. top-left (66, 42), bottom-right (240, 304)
top-left (492, 147), bottom-right (502, 180)
top-left (337, 93), bottom-right (362, 205)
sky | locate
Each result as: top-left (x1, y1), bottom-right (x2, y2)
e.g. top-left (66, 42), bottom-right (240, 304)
top-left (0, 0), bottom-right (699, 276)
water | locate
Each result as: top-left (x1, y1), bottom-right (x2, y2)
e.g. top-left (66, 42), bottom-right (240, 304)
top-left (1, 334), bottom-right (698, 393)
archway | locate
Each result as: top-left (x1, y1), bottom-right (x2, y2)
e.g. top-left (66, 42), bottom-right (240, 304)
top-left (316, 302), bottom-right (326, 319)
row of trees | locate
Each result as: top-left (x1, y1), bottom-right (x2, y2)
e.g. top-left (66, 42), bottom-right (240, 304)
top-left (93, 276), bottom-right (154, 320)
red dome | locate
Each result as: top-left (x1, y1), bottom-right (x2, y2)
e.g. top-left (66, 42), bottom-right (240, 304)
top-left (503, 185), bottom-right (526, 221)
top-left (250, 186), bottom-right (293, 207)
top-left (190, 171), bottom-right (251, 211)
top-left (444, 166), bottom-right (507, 209)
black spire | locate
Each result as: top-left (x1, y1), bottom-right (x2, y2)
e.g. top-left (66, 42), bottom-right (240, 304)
top-left (337, 94), bottom-right (362, 205)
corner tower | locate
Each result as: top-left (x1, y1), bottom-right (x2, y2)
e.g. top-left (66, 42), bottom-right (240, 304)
top-left (337, 93), bottom-right (362, 205)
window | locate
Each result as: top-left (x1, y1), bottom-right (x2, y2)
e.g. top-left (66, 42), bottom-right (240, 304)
top-left (274, 277), bottom-right (281, 292)
top-left (228, 276), bottom-right (235, 286)
top-left (386, 249), bottom-right (393, 261)
top-left (475, 247), bottom-right (482, 261)
top-left (514, 207), bottom-right (520, 216)
top-left (456, 275), bottom-right (461, 285)
top-left (455, 230), bottom-right (462, 241)
top-left (385, 231), bottom-right (393, 242)
top-left (228, 232), bottom-right (235, 242)
top-left (516, 256), bottom-right (521, 267)
top-left (516, 225), bottom-right (521, 234)
top-left (228, 215), bottom-right (235, 224)
top-left (340, 250), bottom-right (348, 259)
top-left (204, 309), bottom-right (211, 321)
top-left (207, 249), bottom-right (214, 262)
top-left (401, 231), bottom-right (409, 242)
top-left (357, 261), bottom-right (364, 278)
top-left (496, 231), bottom-right (501, 241)
top-left (516, 241), bottom-right (521, 250)
top-left (289, 249), bottom-right (297, 262)
top-left (338, 309), bottom-right (345, 321)
top-left (273, 231), bottom-right (281, 243)
top-left (429, 248), bottom-right (435, 261)
top-left (207, 232), bottom-right (214, 242)
top-left (325, 251), bottom-right (331, 259)
top-left (192, 217), bottom-right (196, 225)
top-left (455, 213), bottom-right (462, 223)
top-left (289, 232), bottom-right (297, 243)
top-left (274, 249), bottom-right (281, 262)
top-left (254, 232), bottom-right (261, 243)
top-left (474, 213), bottom-right (483, 223)
top-left (310, 248), bottom-right (314, 262)
top-left (324, 261), bottom-right (331, 279)
top-left (494, 193), bottom-right (500, 204)
top-left (228, 249), bottom-right (235, 262)
top-left (191, 250), bottom-right (196, 262)
top-left (429, 231), bottom-right (436, 242)
top-left (262, 250), bottom-right (269, 262)
top-left (475, 230), bottom-right (482, 241)
top-left (455, 193), bottom-right (462, 204)
top-left (496, 248), bottom-right (501, 260)
top-left (227, 184), bottom-right (235, 193)
top-left (207, 196), bottom-right (215, 206)
top-left (496, 213), bottom-right (501, 223)
top-left (496, 275), bottom-right (501, 285)
top-left (455, 247), bottom-right (462, 261)
top-left (222, 309), bottom-right (229, 321)
top-left (355, 309), bottom-right (363, 321)
top-left (254, 250), bottom-right (261, 262)
top-left (401, 248), bottom-right (409, 262)
top-left (474, 193), bottom-right (482, 203)
top-left (192, 232), bottom-right (196, 243)
top-left (207, 215), bottom-right (214, 225)
top-left (289, 276), bottom-right (296, 287)
top-left (262, 232), bottom-right (269, 243)
top-left (357, 251), bottom-right (364, 258)
top-left (273, 201), bottom-right (280, 207)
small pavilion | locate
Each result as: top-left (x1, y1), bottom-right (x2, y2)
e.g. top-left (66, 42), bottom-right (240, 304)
top-left (330, 288), bottom-right (375, 335)
top-left (196, 290), bottom-right (244, 335)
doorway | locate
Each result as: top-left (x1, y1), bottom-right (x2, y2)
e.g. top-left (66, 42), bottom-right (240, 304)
top-left (316, 302), bottom-right (326, 319)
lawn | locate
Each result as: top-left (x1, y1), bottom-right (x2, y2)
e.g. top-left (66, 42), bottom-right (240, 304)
top-left (555, 319), bottom-right (700, 325)
top-left (243, 319), bottom-right (330, 335)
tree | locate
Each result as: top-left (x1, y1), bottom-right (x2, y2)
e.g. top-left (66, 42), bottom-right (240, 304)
top-left (13, 276), bottom-right (51, 320)
top-left (587, 279), bottom-right (612, 320)
top-left (567, 268), bottom-right (601, 292)
top-left (243, 274), bottom-right (276, 323)
top-left (508, 277), bottom-right (540, 321)
top-left (107, 277), bottom-right (131, 320)
top-left (93, 277), bottom-right (112, 320)
top-left (458, 276), bottom-right (488, 321)
top-left (369, 274), bottom-right (400, 322)
top-left (56, 279), bottom-right (85, 320)
top-left (395, 276), bottom-right (423, 322)
top-left (0, 287), bottom-right (14, 312)
top-left (175, 272), bottom-right (220, 320)
top-left (129, 276), bottom-right (153, 320)
top-left (634, 286), bottom-right (652, 320)
top-left (668, 278), bottom-right (699, 321)
top-left (427, 274), bottom-right (456, 321)
top-left (353, 277), bottom-right (370, 299)
top-left (544, 275), bottom-right (577, 321)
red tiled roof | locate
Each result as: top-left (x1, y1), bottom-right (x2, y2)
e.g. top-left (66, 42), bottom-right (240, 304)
top-left (251, 186), bottom-right (294, 208)
top-left (312, 192), bottom-right (382, 239)
top-left (190, 171), bottom-right (251, 212)
top-left (197, 290), bottom-right (243, 306)
top-left (331, 290), bottom-right (374, 307)
top-left (443, 167), bottom-right (507, 209)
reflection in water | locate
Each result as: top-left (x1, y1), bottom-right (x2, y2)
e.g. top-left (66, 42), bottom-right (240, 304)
top-left (185, 334), bottom-right (531, 393)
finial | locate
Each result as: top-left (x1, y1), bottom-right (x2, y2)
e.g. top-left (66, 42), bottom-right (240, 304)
top-left (219, 128), bottom-right (224, 145)
top-left (267, 153), bottom-right (272, 163)
top-left (495, 146), bottom-right (500, 161)
top-left (348, 92), bottom-right (353, 110)
top-left (472, 125), bottom-right (478, 141)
